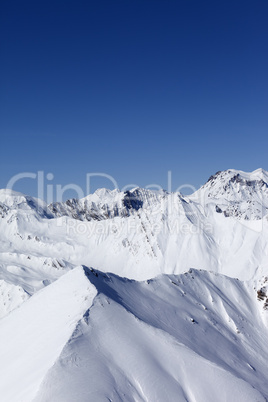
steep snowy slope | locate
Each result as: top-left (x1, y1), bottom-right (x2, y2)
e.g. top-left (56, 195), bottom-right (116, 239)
top-left (0, 267), bottom-right (97, 402)
top-left (0, 266), bottom-right (267, 401)
top-left (32, 268), bottom-right (268, 401)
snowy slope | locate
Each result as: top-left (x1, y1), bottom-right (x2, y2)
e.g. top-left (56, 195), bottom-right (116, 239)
top-left (0, 267), bottom-right (97, 402)
top-left (0, 266), bottom-right (267, 401)
top-left (0, 169), bottom-right (268, 400)
top-left (0, 169), bottom-right (267, 292)
top-left (190, 168), bottom-right (268, 220)
top-left (0, 189), bottom-right (53, 219)
top-left (33, 268), bottom-right (268, 401)
top-left (0, 169), bottom-right (267, 299)
top-left (0, 279), bottom-right (29, 318)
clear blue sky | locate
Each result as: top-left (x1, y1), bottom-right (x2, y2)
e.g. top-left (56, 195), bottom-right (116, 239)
top-left (1, 0), bottom-right (267, 200)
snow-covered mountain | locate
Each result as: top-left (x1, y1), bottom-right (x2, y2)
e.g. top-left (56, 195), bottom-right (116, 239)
top-left (191, 168), bottom-right (268, 220)
top-left (0, 169), bottom-right (268, 401)
top-left (48, 168), bottom-right (268, 222)
top-left (48, 187), bottom-right (164, 221)
top-left (1, 266), bottom-right (267, 402)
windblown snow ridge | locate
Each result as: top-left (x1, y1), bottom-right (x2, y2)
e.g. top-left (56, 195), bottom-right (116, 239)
top-left (33, 266), bottom-right (268, 402)
top-left (0, 264), bottom-right (267, 401)
top-left (0, 266), bottom-right (98, 402)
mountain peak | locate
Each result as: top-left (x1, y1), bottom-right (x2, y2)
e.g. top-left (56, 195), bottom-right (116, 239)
top-left (206, 168), bottom-right (268, 187)
top-left (189, 168), bottom-right (268, 220)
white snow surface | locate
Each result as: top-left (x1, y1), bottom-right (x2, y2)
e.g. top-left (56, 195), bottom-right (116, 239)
top-left (0, 266), bottom-right (267, 401)
top-left (0, 267), bottom-right (97, 402)
top-left (0, 279), bottom-right (29, 318)
top-left (0, 168), bottom-right (268, 400)
top-left (0, 169), bottom-right (268, 287)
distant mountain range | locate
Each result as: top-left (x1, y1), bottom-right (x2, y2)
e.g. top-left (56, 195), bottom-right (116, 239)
top-left (0, 169), bottom-right (268, 401)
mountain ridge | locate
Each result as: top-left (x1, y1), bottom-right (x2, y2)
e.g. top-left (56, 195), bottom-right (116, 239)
top-left (0, 169), bottom-right (268, 401)
top-left (0, 168), bottom-right (267, 291)
top-left (1, 265), bottom-right (265, 402)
